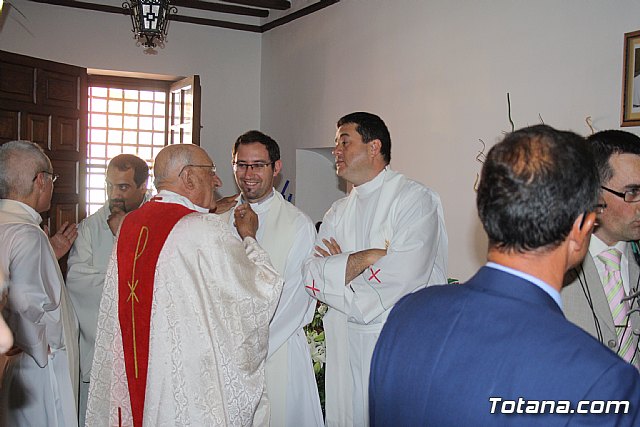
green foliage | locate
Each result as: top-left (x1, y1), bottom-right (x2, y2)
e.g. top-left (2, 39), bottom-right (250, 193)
top-left (304, 302), bottom-right (327, 414)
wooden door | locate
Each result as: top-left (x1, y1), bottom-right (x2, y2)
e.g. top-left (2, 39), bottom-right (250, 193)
top-left (169, 75), bottom-right (201, 145)
top-left (0, 50), bottom-right (88, 240)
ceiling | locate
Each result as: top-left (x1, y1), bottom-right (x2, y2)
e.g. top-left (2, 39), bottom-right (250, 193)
top-left (27, 0), bottom-right (340, 32)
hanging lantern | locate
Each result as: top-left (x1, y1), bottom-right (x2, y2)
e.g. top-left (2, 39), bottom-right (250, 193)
top-left (123, 0), bottom-right (177, 53)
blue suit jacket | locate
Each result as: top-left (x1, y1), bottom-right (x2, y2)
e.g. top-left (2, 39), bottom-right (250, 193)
top-left (369, 266), bottom-right (640, 426)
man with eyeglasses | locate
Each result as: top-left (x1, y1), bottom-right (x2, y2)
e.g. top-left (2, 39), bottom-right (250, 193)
top-left (85, 143), bottom-right (283, 426)
top-left (217, 130), bottom-right (323, 427)
top-left (66, 153), bottom-right (150, 424)
top-left (0, 140), bottom-right (79, 426)
top-left (370, 125), bottom-right (640, 426)
top-left (563, 130), bottom-right (640, 370)
top-left (303, 112), bottom-right (448, 426)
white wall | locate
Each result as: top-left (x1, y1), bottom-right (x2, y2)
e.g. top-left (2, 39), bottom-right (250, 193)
top-left (296, 147), bottom-right (347, 223)
top-left (0, 0), bottom-right (262, 193)
top-left (3, 0), bottom-right (640, 280)
top-left (260, 0), bottom-right (640, 280)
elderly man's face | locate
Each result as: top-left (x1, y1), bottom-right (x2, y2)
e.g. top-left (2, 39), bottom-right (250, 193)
top-left (187, 150), bottom-right (220, 210)
top-left (35, 169), bottom-right (56, 213)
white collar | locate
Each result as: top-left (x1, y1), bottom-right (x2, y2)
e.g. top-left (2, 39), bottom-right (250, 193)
top-left (589, 234), bottom-right (627, 258)
top-left (154, 190), bottom-right (209, 213)
top-left (242, 189), bottom-right (276, 214)
top-left (0, 199), bottom-right (42, 224)
top-left (353, 167), bottom-right (387, 198)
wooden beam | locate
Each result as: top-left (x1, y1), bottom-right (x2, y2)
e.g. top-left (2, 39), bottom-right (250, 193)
top-left (261, 0), bottom-right (338, 32)
top-left (172, 0), bottom-right (268, 18)
top-left (27, 0), bottom-right (265, 31)
top-left (221, 0), bottom-right (289, 11)
top-left (26, 0), bottom-right (339, 34)
top-left (29, 0), bottom-right (268, 18)
top-left (27, 0), bottom-right (127, 15)
top-left (170, 14), bottom-right (261, 32)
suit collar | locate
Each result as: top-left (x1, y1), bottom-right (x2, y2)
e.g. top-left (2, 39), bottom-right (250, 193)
top-left (468, 267), bottom-right (563, 315)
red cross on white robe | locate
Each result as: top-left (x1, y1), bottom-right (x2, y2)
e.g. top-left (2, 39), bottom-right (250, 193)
top-left (368, 267), bottom-right (381, 283)
top-left (306, 280), bottom-right (320, 296)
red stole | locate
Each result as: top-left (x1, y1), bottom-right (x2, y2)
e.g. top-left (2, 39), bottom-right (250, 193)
top-left (117, 200), bottom-right (194, 427)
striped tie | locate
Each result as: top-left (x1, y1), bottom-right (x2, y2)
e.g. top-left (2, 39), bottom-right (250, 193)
top-left (597, 248), bottom-right (639, 368)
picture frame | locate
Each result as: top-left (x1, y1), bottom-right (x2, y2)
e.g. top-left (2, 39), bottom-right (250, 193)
top-left (621, 30), bottom-right (640, 126)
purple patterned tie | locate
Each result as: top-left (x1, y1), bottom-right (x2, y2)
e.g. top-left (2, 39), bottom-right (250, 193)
top-left (597, 248), bottom-right (639, 367)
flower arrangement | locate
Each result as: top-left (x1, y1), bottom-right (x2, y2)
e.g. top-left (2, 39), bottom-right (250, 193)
top-left (305, 301), bottom-right (328, 413)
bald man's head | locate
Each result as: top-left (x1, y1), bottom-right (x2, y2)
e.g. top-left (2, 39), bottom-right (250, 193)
top-left (154, 144), bottom-right (199, 189)
top-left (153, 144), bottom-right (221, 210)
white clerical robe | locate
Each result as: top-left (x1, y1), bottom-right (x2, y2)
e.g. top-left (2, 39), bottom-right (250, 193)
top-left (67, 196), bottom-right (150, 425)
top-left (303, 168), bottom-right (448, 427)
top-left (224, 190), bottom-right (324, 427)
top-left (0, 199), bottom-right (79, 427)
top-left (85, 191), bottom-right (284, 426)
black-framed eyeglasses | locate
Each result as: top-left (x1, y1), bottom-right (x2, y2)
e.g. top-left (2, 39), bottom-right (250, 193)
top-left (178, 164), bottom-right (216, 177)
top-left (232, 162), bottom-right (274, 172)
top-left (33, 171), bottom-right (59, 183)
top-left (601, 186), bottom-right (640, 203)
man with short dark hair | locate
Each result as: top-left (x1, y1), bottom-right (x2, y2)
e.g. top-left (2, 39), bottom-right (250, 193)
top-left (563, 130), bottom-right (640, 369)
top-left (85, 144), bottom-right (283, 426)
top-left (369, 125), bottom-right (640, 426)
top-left (218, 130), bottom-right (323, 427)
top-left (0, 140), bottom-right (79, 426)
top-left (303, 112), bottom-right (448, 426)
top-left (66, 153), bottom-right (150, 423)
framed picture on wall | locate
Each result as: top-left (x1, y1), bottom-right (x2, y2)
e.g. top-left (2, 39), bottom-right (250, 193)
top-left (622, 30), bottom-right (640, 126)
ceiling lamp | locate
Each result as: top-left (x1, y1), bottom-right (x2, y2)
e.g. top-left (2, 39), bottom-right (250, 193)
top-left (123, 0), bottom-right (177, 54)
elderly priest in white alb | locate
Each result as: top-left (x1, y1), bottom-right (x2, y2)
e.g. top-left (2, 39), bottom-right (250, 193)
top-left (0, 140), bottom-right (79, 427)
top-left (85, 144), bottom-right (283, 426)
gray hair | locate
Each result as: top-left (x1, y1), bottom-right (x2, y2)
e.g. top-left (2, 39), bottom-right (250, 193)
top-left (0, 141), bottom-right (51, 199)
top-left (152, 144), bottom-right (197, 189)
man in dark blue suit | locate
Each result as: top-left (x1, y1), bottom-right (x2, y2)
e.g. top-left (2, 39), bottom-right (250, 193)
top-left (369, 124), bottom-right (640, 426)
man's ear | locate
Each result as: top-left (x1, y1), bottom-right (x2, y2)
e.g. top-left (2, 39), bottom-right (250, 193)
top-left (571, 211), bottom-right (596, 247)
top-left (33, 172), bottom-right (46, 191)
top-left (273, 160), bottom-right (282, 177)
top-left (369, 139), bottom-right (382, 158)
top-left (180, 168), bottom-right (196, 191)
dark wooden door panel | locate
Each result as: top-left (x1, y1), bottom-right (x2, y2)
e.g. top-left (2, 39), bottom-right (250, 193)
top-left (53, 116), bottom-right (80, 151)
top-left (39, 69), bottom-right (81, 110)
top-left (51, 159), bottom-right (79, 194)
top-left (25, 113), bottom-right (51, 149)
top-left (54, 204), bottom-right (79, 231)
top-left (0, 62), bottom-right (34, 104)
top-left (0, 50), bottom-right (87, 274)
top-left (0, 109), bottom-right (22, 143)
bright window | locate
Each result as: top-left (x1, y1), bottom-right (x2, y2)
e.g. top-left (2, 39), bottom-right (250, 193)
top-left (86, 82), bottom-right (167, 215)
top-left (85, 74), bottom-right (200, 216)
